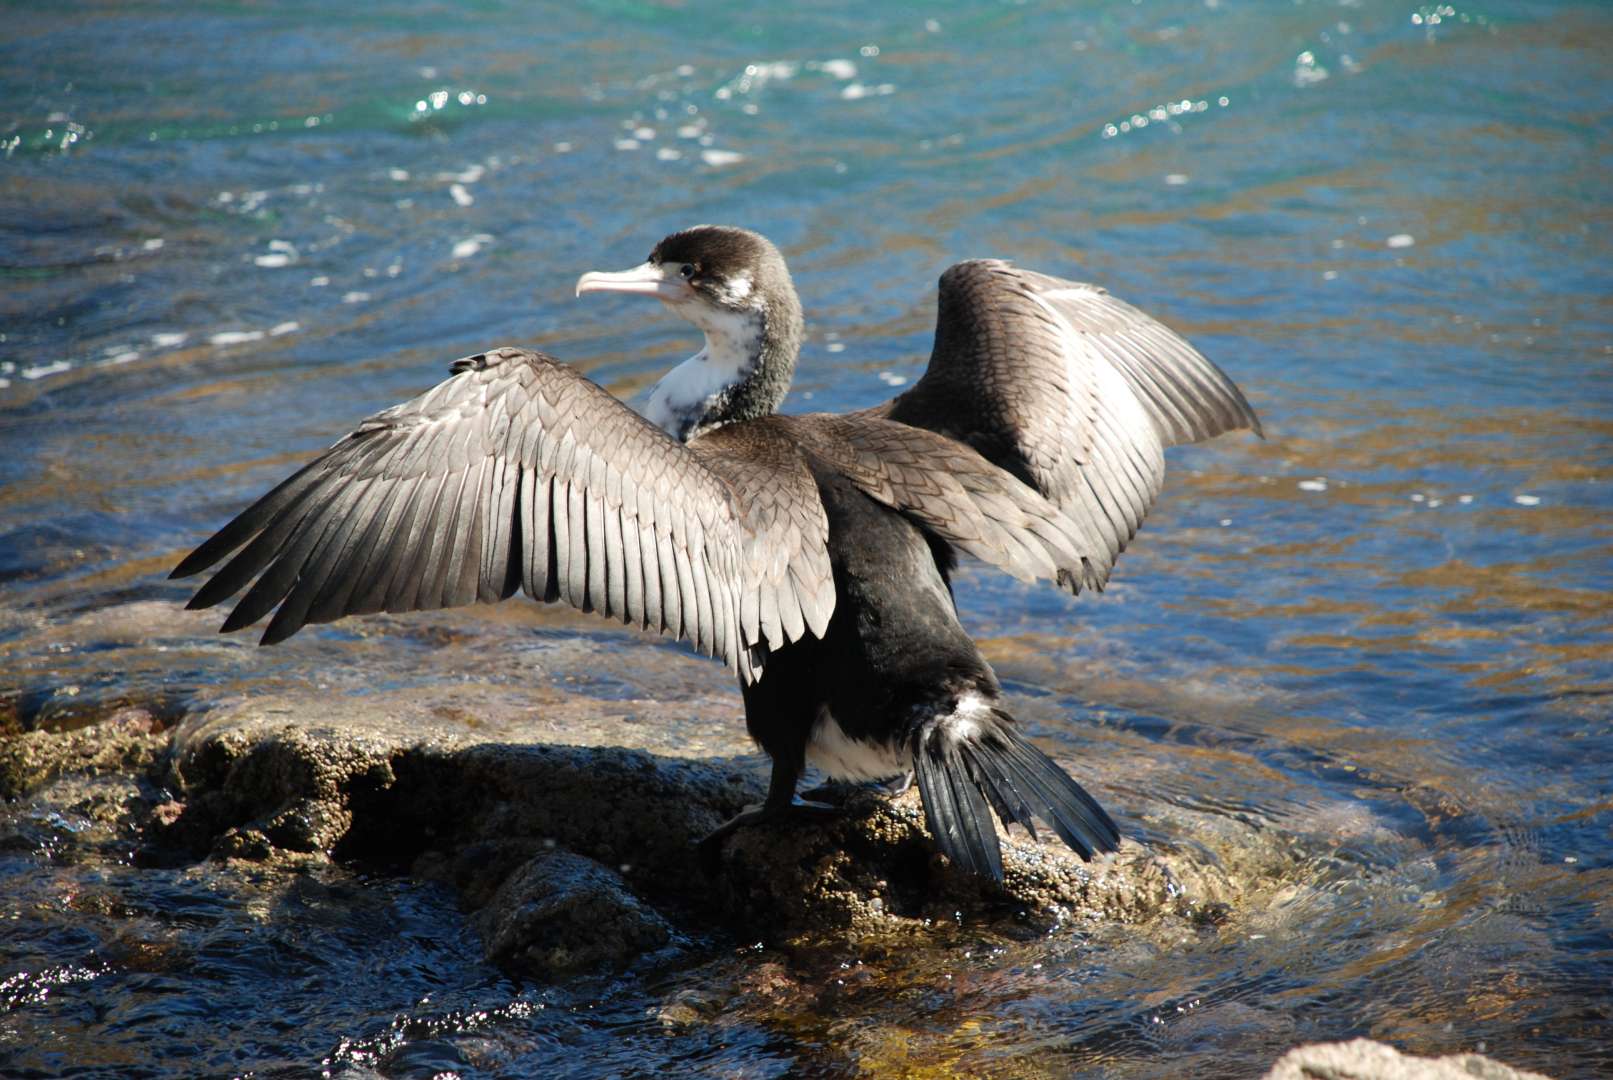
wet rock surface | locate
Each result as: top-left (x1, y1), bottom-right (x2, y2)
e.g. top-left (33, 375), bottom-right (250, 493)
top-left (473, 851), bottom-right (676, 976)
top-left (127, 694), bottom-right (1266, 960)
top-left (8, 690), bottom-right (1271, 974)
top-left (0, 706), bottom-right (167, 801)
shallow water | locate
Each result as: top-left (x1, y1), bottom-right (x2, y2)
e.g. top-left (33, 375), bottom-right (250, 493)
top-left (2, 1), bottom-right (1610, 1077)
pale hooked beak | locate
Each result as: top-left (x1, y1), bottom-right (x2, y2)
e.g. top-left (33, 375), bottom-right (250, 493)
top-left (574, 262), bottom-right (691, 302)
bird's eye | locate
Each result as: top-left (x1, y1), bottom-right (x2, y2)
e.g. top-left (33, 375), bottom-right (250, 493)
top-left (679, 263), bottom-right (696, 279)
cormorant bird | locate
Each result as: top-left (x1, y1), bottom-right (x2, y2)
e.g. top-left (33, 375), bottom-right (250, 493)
top-left (172, 225), bottom-right (1261, 881)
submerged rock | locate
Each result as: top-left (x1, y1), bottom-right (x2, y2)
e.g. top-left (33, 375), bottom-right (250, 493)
top-left (1260, 1039), bottom-right (1554, 1080)
top-left (474, 851), bottom-right (675, 976)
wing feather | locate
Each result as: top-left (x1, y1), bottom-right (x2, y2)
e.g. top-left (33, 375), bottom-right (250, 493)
top-left (173, 347), bottom-right (834, 676)
top-left (876, 260), bottom-right (1260, 591)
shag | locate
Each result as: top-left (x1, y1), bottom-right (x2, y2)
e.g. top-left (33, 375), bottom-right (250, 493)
top-left (172, 225), bottom-right (1261, 880)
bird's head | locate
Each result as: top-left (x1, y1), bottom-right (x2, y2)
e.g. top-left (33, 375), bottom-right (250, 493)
top-left (576, 224), bottom-right (798, 341)
top-left (575, 225), bottom-right (803, 440)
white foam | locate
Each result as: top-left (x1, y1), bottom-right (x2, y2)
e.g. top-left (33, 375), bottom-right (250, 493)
top-left (841, 82), bottom-right (896, 100)
top-left (1514, 494), bottom-right (1541, 506)
top-left (700, 148), bottom-right (743, 166)
top-left (342, 291), bottom-right (370, 304)
top-left (22, 360), bottom-right (71, 380)
top-left (210, 330), bottom-right (263, 346)
top-left (152, 332), bottom-right (187, 348)
top-left (1387, 233), bottom-right (1415, 249)
top-left (449, 183), bottom-right (474, 207)
top-left (268, 321), bottom-right (299, 336)
top-left (451, 234), bottom-right (494, 259)
top-left (1298, 478), bottom-right (1328, 492)
top-left (1293, 51), bottom-right (1329, 86)
top-left (254, 253), bottom-right (292, 268)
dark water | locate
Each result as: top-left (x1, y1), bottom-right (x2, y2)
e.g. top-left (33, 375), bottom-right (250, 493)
top-left (3, 1), bottom-right (1610, 1076)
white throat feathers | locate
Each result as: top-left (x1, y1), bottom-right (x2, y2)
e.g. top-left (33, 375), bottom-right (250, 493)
top-left (643, 304), bottom-right (766, 442)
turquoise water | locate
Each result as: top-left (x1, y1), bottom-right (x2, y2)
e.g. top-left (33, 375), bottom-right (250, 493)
top-left (2, 1), bottom-right (1610, 1076)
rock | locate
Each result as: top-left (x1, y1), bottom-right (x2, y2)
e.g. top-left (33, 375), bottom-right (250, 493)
top-left (0, 709), bottom-right (167, 799)
top-left (474, 851), bottom-right (675, 976)
top-left (703, 783), bottom-right (1195, 936)
top-left (8, 688), bottom-right (1317, 975)
top-left (148, 698), bottom-right (1264, 952)
top-left (1261, 1039), bottom-right (1555, 1080)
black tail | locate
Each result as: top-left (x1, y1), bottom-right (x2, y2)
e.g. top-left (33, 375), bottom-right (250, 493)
top-left (911, 703), bottom-right (1120, 881)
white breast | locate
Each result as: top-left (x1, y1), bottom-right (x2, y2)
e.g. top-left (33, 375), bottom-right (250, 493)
top-left (642, 304), bottom-right (764, 439)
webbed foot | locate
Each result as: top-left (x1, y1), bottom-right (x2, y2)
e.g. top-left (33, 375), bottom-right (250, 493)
top-left (798, 770), bottom-right (914, 805)
top-left (696, 798), bottom-right (841, 873)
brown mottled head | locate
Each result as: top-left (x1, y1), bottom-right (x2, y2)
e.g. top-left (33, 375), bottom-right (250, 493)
top-left (645, 225), bottom-right (789, 312)
top-left (576, 225), bottom-right (805, 439)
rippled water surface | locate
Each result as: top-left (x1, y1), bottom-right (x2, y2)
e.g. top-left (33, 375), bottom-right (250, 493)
top-left (3, 1), bottom-right (1610, 1077)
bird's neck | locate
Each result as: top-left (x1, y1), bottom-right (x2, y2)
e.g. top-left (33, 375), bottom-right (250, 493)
top-left (645, 297), bottom-right (801, 442)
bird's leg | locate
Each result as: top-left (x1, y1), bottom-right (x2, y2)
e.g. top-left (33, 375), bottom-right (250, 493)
top-left (697, 754), bottom-right (840, 869)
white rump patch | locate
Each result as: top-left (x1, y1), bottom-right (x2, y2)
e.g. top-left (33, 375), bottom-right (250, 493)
top-left (943, 691), bottom-right (992, 744)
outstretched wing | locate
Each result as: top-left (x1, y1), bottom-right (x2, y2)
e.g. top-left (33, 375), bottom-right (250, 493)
top-left (171, 346), bottom-right (833, 679)
top-left (878, 259), bottom-right (1261, 592)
